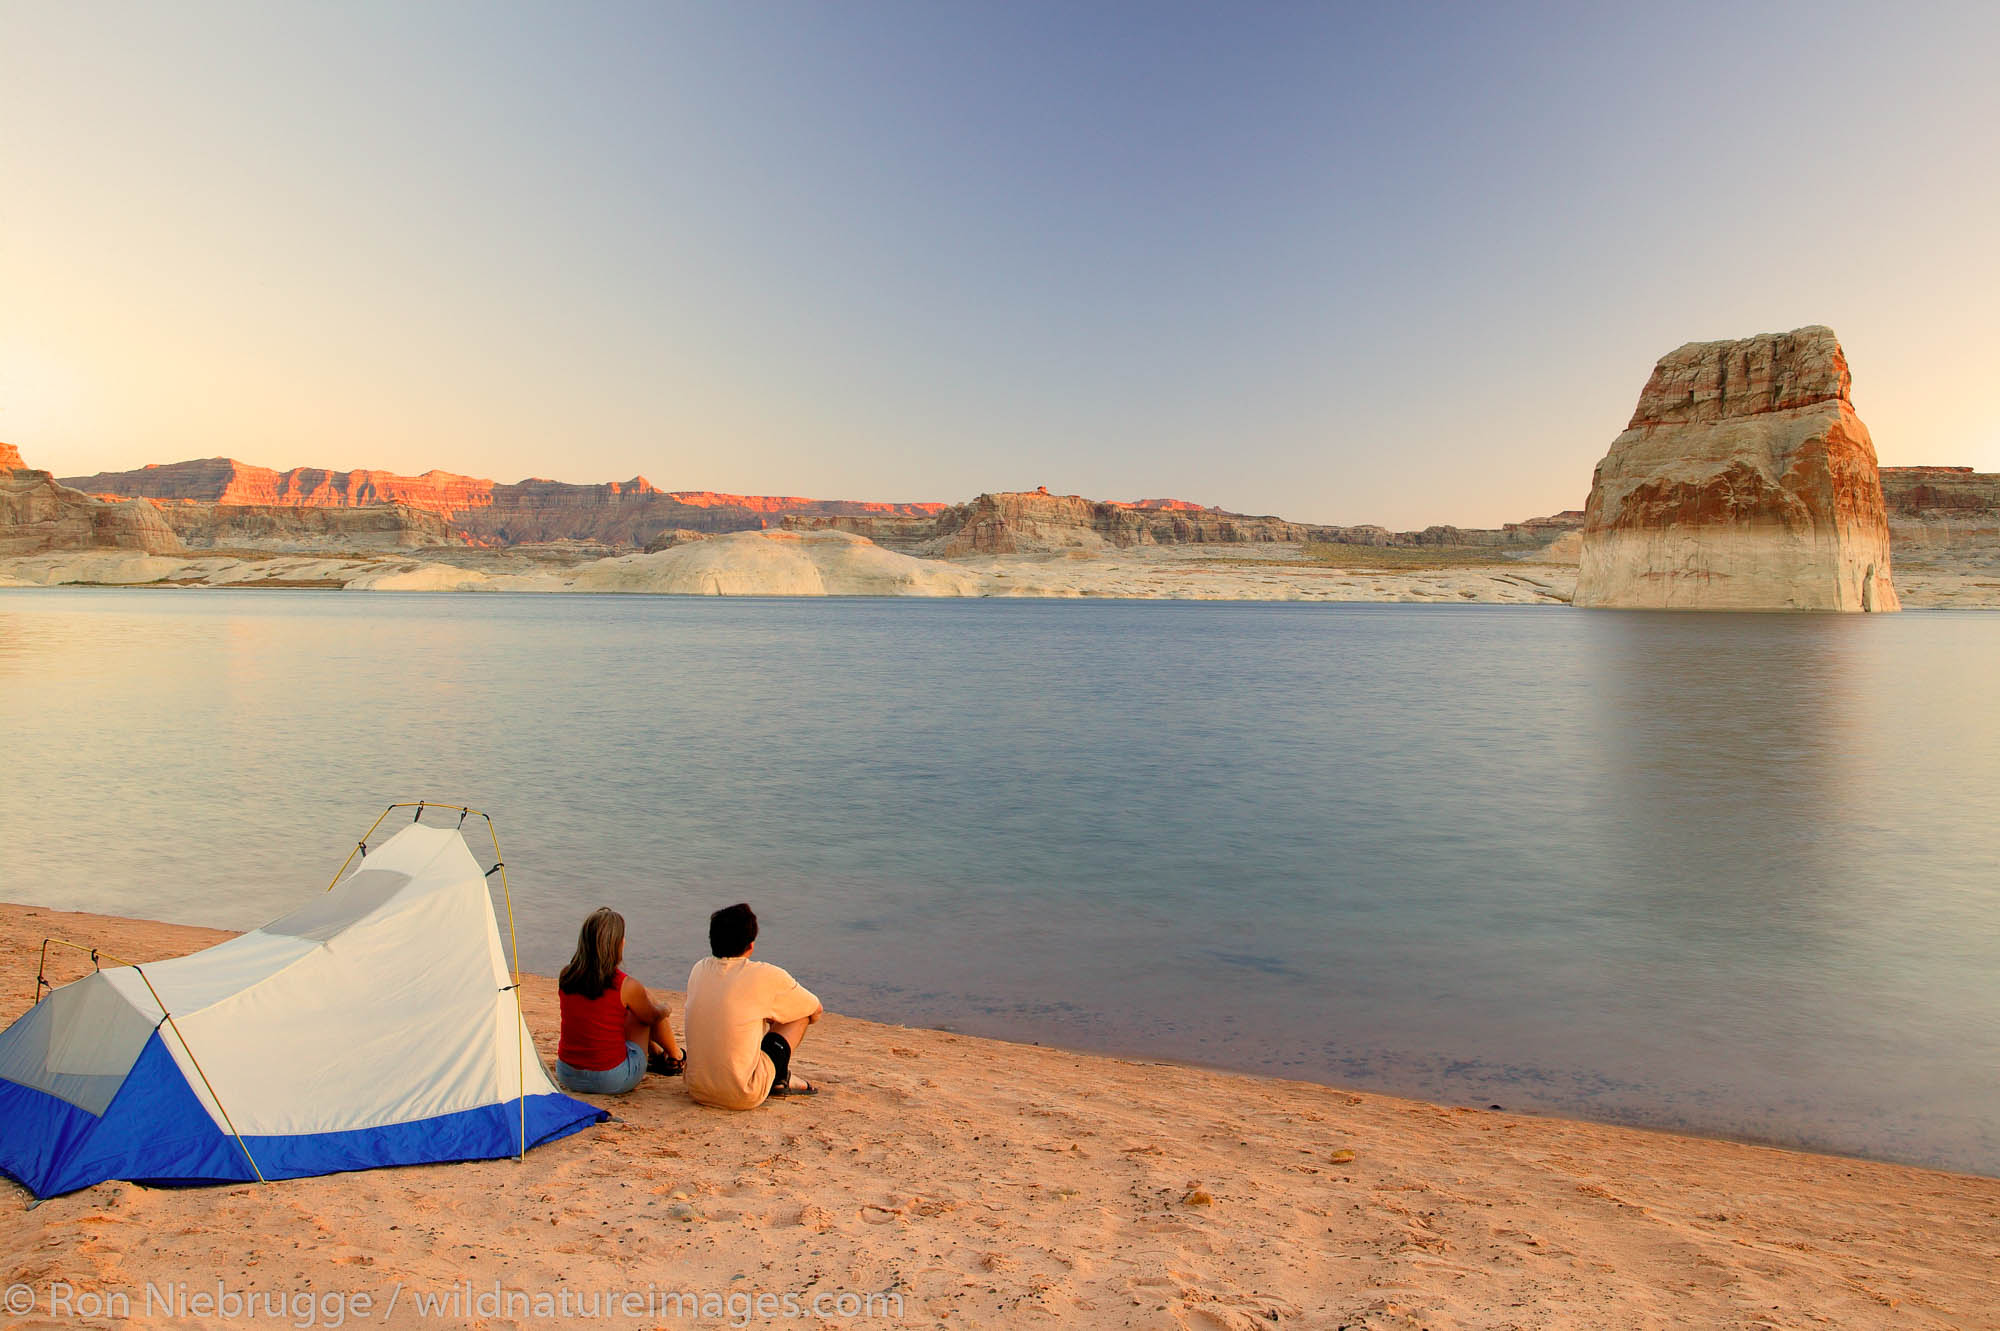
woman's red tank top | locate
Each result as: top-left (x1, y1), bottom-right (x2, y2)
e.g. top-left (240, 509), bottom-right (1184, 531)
top-left (558, 969), bottom-right (630, 1071)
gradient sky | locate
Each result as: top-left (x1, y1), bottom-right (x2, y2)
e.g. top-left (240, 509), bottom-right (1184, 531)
top-left (3, 2), bottom-right (1996, 527)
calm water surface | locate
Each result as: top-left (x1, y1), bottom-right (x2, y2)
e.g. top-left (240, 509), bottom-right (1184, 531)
top-left (3, 589), bottom-right (1996, 1175)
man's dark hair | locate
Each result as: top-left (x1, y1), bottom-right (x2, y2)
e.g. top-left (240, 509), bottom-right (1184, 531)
top-left (710, 902), bottom-right (759, 958)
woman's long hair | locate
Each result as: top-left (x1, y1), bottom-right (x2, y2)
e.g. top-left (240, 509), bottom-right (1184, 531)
top-left (559, 907), bottom-right (625, 999)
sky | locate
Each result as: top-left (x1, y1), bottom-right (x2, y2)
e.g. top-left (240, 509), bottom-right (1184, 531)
top-left (2, 2), bottom-right (1996, 528)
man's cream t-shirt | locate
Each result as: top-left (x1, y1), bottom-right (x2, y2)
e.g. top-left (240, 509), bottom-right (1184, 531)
top-left (683, 956), bottom-right (822, 1110)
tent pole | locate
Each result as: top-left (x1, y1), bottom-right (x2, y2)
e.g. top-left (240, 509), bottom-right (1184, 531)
top-left (32, 938), bottom-right (53, 1006)
top-left (33, 938), bottom-right (268, 1185)
top-left (330, 801), bottom-right (532, 1157)
top-left (480, 814), bottom-right (529, 1161)
top-left (324, 805), bottom-right (399, 892)
top-left (327, 803), bottom-right (493, 892)
top-left (153, 1001), bottom-right (268, 1185)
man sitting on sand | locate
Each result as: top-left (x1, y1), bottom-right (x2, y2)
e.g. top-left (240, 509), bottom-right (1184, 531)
top-left (683, 903), bottom-right (823, 1107)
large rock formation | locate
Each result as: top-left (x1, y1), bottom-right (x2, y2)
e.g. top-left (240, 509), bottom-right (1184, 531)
top-left (0, 444), bottom-right (184, 556)
top-left (1575, 326), bottom-right (1899, 611)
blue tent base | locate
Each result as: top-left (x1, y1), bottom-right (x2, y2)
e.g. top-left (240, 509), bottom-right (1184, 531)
top-left (0, 1031), bottom-right (607, 1200)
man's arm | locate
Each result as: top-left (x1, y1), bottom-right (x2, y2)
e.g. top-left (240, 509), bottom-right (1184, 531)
top-left (765, 966), bottom-right (823, 1026)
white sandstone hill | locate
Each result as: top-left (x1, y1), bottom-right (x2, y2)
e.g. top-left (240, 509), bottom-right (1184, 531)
top-left (345, 529), bottom-right (983, 596)
top-left (566, 529), bottom-right (983, 596)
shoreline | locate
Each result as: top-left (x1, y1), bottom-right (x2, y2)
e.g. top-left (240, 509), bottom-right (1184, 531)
top-left (0, 540), bottom-right (1583, 605)
top-left (8, 582), bottom-right (2000, 614)
top-left (7, 579), bottom-right (2000, 609)
top-left (5, 894), bottom-right (1982, 1181)
top-left (6, 901), bottom-right (1997, 1328)
top-left (5, 550), bottom-right (1997, 608)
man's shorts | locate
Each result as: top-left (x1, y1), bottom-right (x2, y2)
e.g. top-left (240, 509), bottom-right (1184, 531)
top-left (761, 1030), bottom-right (793, 1088)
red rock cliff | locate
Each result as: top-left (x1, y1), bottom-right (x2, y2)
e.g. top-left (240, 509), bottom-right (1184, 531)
top-left (61, 458), bottom-right (949, 548)
top-left (1, 445), bottom-right (183, 556)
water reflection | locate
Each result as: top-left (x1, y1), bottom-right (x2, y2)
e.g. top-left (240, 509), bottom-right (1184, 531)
top-left (1584, 612), bottom-right (1867, 944)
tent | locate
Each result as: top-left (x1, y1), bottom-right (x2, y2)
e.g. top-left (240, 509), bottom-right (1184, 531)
top-left (0, 816), bottom-right (605, 1199)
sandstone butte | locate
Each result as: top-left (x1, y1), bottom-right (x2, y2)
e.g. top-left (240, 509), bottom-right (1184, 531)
top-left (1576, 325), bottom-right (1900, 612)
top-left (0, 444), bottom-right (183, 557)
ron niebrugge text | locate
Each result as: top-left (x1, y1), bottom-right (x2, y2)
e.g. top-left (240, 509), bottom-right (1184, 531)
top-left (8, 1280), bottom-right (906, 1325)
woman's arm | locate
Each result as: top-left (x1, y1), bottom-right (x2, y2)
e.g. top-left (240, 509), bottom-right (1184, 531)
top-left (621, 974), bottom-right (667, 1025)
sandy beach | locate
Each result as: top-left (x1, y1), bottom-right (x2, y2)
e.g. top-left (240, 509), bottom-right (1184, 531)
top-left (2, 903), bottom-right (1996, 1330)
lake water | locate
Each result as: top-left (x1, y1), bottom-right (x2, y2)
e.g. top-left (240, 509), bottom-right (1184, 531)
top-left (3, 588), bottom-right (1996, 1176)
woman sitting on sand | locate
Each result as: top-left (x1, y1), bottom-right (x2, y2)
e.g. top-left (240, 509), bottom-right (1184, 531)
top-left (555, 907), bottom-right (684, 1095)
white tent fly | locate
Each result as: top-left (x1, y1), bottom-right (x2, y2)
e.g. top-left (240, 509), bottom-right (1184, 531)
top-left (0, 813), bottom-right (603, 1198)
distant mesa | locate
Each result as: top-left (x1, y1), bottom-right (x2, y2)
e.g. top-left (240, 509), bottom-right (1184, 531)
top-left (61, 458), bottom-right (951, 549)
top-left (919, 489), bottom-right (1315, 555)
top-left (1576, 326), bottom-right (1900, 612)
top-left (64, 458), bottom-right (1583, 556)
top-left (786, 488), bottom-right (1321, 555)
top-left (1118, 497), bottom-right (1216, 513)
top-left (1877, 465), bottom-right (2000, 517)
top-left (790, 489), bottom-right (1588, 558)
